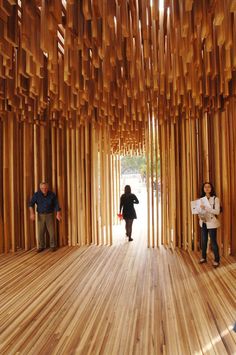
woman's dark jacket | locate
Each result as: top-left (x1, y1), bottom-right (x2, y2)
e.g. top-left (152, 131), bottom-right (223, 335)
top-left (120, 193), bottom-right (139, 219)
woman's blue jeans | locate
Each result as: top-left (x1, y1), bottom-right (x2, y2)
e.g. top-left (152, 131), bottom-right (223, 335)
top-left (201, 223), bottom-right (220, 262)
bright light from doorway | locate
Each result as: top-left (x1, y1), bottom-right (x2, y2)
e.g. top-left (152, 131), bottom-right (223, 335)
top-left (159, 0), bottom-right (164, 11)
top-left (150, 0), bottom-right (164, 10)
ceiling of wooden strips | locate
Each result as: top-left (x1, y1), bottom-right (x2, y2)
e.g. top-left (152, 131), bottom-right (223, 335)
top-left (0, 0), bottom-right (236, 152)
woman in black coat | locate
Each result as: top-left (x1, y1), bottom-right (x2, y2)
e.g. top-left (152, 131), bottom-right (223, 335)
top-left (119, 185), bottom-right (139, 241)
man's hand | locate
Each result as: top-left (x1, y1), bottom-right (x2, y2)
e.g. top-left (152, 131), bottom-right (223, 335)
top-left (56, 211), bottom-right (62, 221)
top-left (30, 213), bottom-right (35, 221)
top-left (200, 205), bottom-right (206, 210)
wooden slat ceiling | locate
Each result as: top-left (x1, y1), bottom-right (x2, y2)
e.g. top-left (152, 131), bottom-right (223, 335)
top-left (0, 0), bottom-right (236, 153)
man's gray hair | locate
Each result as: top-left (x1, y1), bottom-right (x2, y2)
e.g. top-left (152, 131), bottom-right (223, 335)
top-left (40, 182), bottom-right (49, 187)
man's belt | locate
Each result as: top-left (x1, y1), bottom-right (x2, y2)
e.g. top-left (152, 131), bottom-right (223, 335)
top-left (39, 212), bottom-right (53, 214)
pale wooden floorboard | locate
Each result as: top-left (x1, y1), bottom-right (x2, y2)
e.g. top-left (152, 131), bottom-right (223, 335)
top-left (0, 221), bottom-right (235, 355)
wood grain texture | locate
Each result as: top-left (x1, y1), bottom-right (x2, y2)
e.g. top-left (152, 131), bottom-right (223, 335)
top-left (0, 228), bottom-right (235, 355)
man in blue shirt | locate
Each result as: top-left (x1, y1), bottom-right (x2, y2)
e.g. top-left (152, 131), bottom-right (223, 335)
top-left (29, 182), bottom-right (62, 252)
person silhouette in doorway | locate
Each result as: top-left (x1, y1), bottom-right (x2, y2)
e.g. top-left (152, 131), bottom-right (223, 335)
top-left (119, 185), bottom-right (139, 241)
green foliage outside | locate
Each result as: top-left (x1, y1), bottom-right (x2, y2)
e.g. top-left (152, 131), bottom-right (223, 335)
top-left (121, 155), bottom-right (146, 175)
top-left (121, 155), bottom-right (160, 180)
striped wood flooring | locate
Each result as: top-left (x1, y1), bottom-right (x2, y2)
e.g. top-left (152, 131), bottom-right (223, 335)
top-left (0, 222), bottom-right (236, 355)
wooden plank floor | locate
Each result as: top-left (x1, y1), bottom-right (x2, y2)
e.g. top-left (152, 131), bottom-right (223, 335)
top-left (0, 222), bottom-right (236, 355)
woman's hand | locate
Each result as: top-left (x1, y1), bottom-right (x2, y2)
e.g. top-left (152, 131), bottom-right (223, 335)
top-left (200, 205), bottom-right (206, 210)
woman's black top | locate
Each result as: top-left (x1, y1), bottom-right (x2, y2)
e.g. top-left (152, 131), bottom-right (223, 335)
top-left (120, 193), bottom-right (139, 219)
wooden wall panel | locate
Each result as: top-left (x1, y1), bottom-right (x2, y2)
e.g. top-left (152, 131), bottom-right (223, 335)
top-left (0, 112), bottom-right (113, 252)
top-left (56, 126), bottom-right (67, 247)
top-left (0, 120), bottom-right (3, 253)
top-left (228, 98), bottom-right (236, 255)
top-left (3, 116), bottom-right (11, 253)
top-left (148, 95), bottom-right (236, 256)
top-left (22, 122), bottom-right (33, 250)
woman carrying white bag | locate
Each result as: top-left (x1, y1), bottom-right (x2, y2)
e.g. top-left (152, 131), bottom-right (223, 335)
top-left (198, 182), bottom-right (221, 268)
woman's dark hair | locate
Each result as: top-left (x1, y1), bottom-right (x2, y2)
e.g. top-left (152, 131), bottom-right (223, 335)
top-left (201, 182), bottom-right (216, 197)
top-left (124, 185), bottom-right (131, 195)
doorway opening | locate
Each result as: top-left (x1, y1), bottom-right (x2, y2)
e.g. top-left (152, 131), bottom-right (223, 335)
top-left (112, 153), bottom-right (161, 247)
